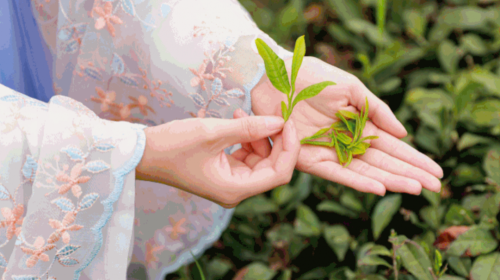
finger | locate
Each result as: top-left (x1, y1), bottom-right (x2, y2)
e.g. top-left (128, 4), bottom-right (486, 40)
top-left (347, 159), bottom-right (422, 195)
top-left (359, 148), bottom-right (442, 193)
top-left (349, 82), bottom-right (407, 138)
top-left (364, 122), bottom-right (444, 179)
top-left (236, 119), bottom-right (300, 197)
top-left (205, 115), bottom-right (284, 153)
top-left (233, 108), bottom-right (272, 158)
top-left (304, 160), bottom-right (386, 196)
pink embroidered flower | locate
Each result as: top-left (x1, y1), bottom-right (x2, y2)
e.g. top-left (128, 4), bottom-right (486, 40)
top-left (189, 62), bottom-right (214, 91)
top-left (129, 95), bottom-right (155, 116)
top-left (0, 204), bottom-right (24, 240)
top-left (48, 212), bottom-right (83, 244)
top-left (56, 163), bottom-right (91, 198)
top-left (91, 87), bottom-right (118, 112)
top-left (21, 236), bottom-right (55, 268)
top-left (145, 239), bottom-right (164, 268)
top-left (163, 217), bottom-right (188, 240)
top-left (177, 189), bottom-right (193, 202)
top-left (93, 2), bottom-right (123, 37)
top-left (120, 104), bottom-right (132, 119)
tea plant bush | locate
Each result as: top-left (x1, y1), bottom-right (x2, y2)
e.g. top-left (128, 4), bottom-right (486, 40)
top-left (168, 0), bottom-right (500, 279)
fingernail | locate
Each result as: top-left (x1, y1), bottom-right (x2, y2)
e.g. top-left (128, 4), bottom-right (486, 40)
top-left (235, 108), bottom-right (245, 116)
top-left (265, 117), bottom-right (284, 131)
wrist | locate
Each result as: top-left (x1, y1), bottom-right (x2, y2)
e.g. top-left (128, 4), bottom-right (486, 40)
top-left (135, 126), bottom-right (161, 184)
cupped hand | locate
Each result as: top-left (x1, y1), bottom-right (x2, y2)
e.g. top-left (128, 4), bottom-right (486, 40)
top-left (135, 110), bottom-right (300, 208)
top-left (251, 56), bottom-right (443, 196)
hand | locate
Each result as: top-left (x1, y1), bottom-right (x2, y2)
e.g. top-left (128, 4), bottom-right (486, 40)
top-left (251, 56), bottom-right (443, 196)
top-left (135, 111), bottom-right (300, 208)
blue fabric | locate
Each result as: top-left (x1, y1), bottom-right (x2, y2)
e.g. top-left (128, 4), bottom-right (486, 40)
top-left (0, 0), bottom-right (55, 102)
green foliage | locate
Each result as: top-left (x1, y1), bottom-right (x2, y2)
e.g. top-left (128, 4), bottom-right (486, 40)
top-left (172, 0), bottom-right (500, 279)
top-left (256, 35), bottom-right (336, 121)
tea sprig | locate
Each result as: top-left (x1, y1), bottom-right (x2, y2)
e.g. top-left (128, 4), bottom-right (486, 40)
top-left (254, 35), bottom-right (377, 168)
top-left (300, 97), bottom-right (379, 168)
top-left (255, 35), bottom-right (336, 122)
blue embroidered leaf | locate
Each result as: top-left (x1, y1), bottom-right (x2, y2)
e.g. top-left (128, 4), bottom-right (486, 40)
top-left (22, 155), bottom-right (38, 180)
top-left (224, 88), bottom-right (245, 98)
top-left (27, 100), bottom-right (48, 108)
top-left (161, 4), bottom-right (171, 18)
top-left (83, 160), bottom-right (110, 174)
top-left (56, 244), bottom-right (80, 257)
top-left (188, 93), bottom-right (206, 107)
top-left (119, 75), bottom-right (138, 87)
top-left (61, 146), bottom-right (85, 161)
top-left (58, 257), bottom-right (79, 266)
top-left (51, 197), bottom-right (75, 212)
top-left (212, 78), bottom-right (223, 95)
top-left (143, 14), bottom-right (155, 32)
top-left (74, 23), bottom-right (88, 34)
top-left (94, 142), bottom-right (115, 152)
top-left (79, 193), bottom-right (99, 211)
top-left (206, 110), bottom-right (222, 118)
top-left (0, 95), bottom-right (20, 102)
top-left (58, 27), bottom-right (74, 41)
top-left (0, 253), bottom-right (8, 267)
top-left (64, 39), bottom-right (79, 54)
top-left (0, 184), bottom-right (10, 200)
top-left (84, 67), bottom-right (103, 81)
top-left (213, 96), bottom-right (230, 106)
top-left (111, 53), bottom-right (125, 75)
top-left (121, 0), bottom-right (135, 16)
top-left (12, 276), bottom-right (40, 280)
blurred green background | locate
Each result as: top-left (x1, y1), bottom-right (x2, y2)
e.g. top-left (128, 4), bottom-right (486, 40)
top-left (167, 0), bottom-right (500, 279)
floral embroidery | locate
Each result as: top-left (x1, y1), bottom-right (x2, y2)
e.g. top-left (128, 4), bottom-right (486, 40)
top-left (47, 212), bottom-right (83, 244)
top-left (128, 96), bottom-right (155, 116)
top-left (91, 87), bottom-right (118, 112)
top-left (0, 205), bottom-right (24, 240)
top-left (93, 2), bottom-right (123, 37)
top-left (55, 163), bottom-right (91, 198)
top-left (145, 240), bottom-right (164, 269)
top-left (163, 217), bottom-right (187, 240)
top-left (20, 237), bottom-right (55, 268)
top-left (177, 190), bottom-right (192, 202)
top-left (187, 31), bottom-right (245, 118)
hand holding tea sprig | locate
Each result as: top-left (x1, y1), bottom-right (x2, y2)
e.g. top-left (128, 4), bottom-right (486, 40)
top-left (252, 36), bottom-right (443, 197)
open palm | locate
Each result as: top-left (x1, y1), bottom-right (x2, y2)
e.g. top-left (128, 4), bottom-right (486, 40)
top-left (251, 57), bottom-right (443, 196)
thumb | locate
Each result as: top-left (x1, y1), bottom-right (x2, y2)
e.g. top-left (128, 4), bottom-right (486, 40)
top-left (207, 114), bottom-right (284, 152)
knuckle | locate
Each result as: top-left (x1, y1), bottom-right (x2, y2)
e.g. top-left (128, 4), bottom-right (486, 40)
top-left (241, 118), bottom-right (259, 140)
top-left (356, 161), bottom-right (371, 175)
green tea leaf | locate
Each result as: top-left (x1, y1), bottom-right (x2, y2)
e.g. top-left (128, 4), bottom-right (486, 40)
top-left (281, 101), bottom-right (288, 121)
top-left (291, 35), bottom-right (306, 95)
top-left (470, 253), bottom-right (500, 280)
top-left (237, 262), bottom-right (277, 280)
top-left (345, 150), bottom-right (353, 168)
top-left (255, 38), bottom-right (291, 96)
top-left (447, 256), bottom-right (471, 278)
top-left (338, 110), bottom-right (358, 119)
top-left (358, 255), bottom-right (392, 268)
top-left (396, 239), bottom-right (434, 280)
top-left (447, 226), bottom-right (498, 257)
top-left (336, 133), bottom-right (353, 145)
top-left (331, 121), bottom-right (350, 132)
top-left (367, 245), bottom-right (392, 257)
top-left (377, 0), bottom-right (387, 36)
top-left (372, 194), bottom-right (402, 240)
top-left (352, 142), bottom-right (369, 155)
top-left (316, 201), bottom-right (358, 218)
top-left (335, 112), bottom-right (354, 134)
top-left (359, 136), bottom-right (379, 142)
top-left (434, 249), bottom-right (443, 274)
top-left (291, 81), bottom-right (336, 109)
top-left (294, 204), bottom-right (322, 237)
top-left (324, 225), bottom-right (350, 261)
top-left (300, 140), bottom-right (334, 147)
top-left (484, 149), bottom-right (500, 186)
